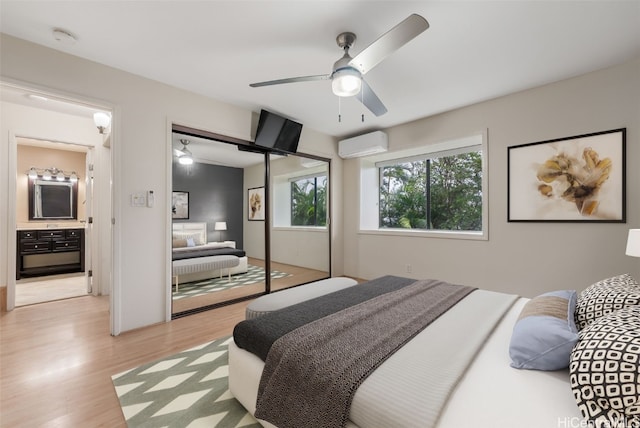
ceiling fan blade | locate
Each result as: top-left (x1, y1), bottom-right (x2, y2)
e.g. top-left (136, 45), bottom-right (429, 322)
top-left (350, 14), bottom-right (429, 75)
top-left (358, 80), bottom-right (387, 116)
top-left (250, 74), bottom-right (331, 87)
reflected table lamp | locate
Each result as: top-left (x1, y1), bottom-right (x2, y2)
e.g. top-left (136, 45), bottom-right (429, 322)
top-left (626, 229), bottom-right (640, 257)
top-left (215, 221), bottom-right (227, 242)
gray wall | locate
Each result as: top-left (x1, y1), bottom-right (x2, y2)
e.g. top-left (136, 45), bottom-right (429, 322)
top-left (342, 58), bottom-right (640, 298)
top-left (173, 161), bottom-right (243, 245)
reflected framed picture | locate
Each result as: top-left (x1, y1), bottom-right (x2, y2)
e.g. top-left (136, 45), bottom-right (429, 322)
top-left (172, 191), bottom-right (189, 219)
top-left (508, 128), bottom-right (625, 222)
top-left (248, 186), bottom-right (265, 221)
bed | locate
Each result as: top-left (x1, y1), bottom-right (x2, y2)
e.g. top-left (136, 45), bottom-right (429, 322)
top-left (229, 274), bottom-right (640, 428)
top-left (172, 222), bottom-right (248, 284)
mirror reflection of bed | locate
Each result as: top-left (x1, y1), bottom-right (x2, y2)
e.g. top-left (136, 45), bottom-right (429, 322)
top-left (171, 222), bottom-right (329, 314)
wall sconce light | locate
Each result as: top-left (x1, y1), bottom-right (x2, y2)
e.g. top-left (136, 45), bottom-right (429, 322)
top-left (626, 229), bottom-right (640, 257)
top-left (214, 221), bottom-right (227, 242)
top-left (27, 167), bottom-right (79, 182)
top-left (93, 111), bottom-right (111, 134)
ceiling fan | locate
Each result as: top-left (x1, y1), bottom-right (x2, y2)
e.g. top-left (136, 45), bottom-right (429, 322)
top-left (175, 139), bottom-right (194, 165)
top-left (249, 14), bottom-right (429, 117)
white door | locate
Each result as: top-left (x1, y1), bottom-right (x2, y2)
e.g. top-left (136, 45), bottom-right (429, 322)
top-left (84, 148), bottom-right (94, 293)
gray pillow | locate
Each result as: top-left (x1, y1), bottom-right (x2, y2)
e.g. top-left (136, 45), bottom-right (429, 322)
top-left (509, 290), bottom-right (578, 371)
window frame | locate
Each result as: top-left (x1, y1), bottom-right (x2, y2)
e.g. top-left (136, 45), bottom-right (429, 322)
top-left (272, 165), bottom-right (329, 230)
top-left (359, 131), bottom-right (488, 241)
top-left (289, 173), bottom-right (327, 227)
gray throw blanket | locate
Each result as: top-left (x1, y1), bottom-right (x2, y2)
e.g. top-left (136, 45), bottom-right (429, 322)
top-left (234, 275), bottom-right (416, 361)
top-left (254, 279), bottom-right (476, 428)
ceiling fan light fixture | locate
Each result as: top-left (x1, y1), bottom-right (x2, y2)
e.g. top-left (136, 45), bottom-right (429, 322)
top-left (332, 68), bottom-right (362, 97)
top-left (178, 152), bottom-right (194, 165)
top-left (178, 139), bottom-right (194, 165)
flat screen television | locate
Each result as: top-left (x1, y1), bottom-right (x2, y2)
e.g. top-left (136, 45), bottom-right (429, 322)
top-left (254, 109), bottom-right (303, 154)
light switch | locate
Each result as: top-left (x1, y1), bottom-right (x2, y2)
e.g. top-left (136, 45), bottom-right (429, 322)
top-left (131, 192), bottom-right (146, 207)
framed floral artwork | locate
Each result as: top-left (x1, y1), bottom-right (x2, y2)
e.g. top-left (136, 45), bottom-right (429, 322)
top-left (508, 128), bottom-right (625, 222)
top-left (248, 186), bottom-right (265, 221)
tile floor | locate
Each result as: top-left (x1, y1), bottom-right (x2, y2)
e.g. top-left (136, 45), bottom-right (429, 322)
top-left (15, 273), bottom-right (88, 306)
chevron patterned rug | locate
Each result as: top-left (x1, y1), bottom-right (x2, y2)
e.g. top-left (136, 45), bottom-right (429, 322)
top-left (172, 265), bottom-right (290, 300)
top-left (112, 336), bottom-right (260, 428)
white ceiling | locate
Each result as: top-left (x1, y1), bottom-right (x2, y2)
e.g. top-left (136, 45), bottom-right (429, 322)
top-left (1, 1), bottom-right (639, 141)
top-left (172, 132), bottom-right (268, 167)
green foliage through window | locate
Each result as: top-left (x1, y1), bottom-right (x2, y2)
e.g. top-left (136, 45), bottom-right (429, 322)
top-left (291, 175), bottom-right (327, 226)
top-left (379, 151), bottom-right (482, 231)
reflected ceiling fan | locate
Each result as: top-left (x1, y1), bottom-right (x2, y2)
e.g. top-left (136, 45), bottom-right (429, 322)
top-left (174, 139), bottom-right (194, 165)
top-left (249, 14), bottom-right (429, 117)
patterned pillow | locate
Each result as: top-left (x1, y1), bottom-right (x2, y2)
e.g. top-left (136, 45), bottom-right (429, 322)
top-left (575, 274), bottom-right (639, 330)
top-left (569, 306), bottom-right (640, 427)
top-left (509, 290), bottom-right (579, 370)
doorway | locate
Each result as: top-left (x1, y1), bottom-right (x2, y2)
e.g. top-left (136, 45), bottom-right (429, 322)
top-left (14, 139), bottom-right (90, 306)
top-left (2, 82), bottom-right (113, 313)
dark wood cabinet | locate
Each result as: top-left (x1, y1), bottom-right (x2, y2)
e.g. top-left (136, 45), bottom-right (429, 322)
top-left (16, 228), bottom-right (85, 279)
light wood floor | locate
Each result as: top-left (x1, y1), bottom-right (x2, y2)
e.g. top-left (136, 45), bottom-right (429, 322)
top-left (0, 295), bottom-right (250, 427)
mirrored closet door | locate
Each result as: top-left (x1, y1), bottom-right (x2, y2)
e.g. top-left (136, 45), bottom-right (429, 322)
top-left (170, 126), bottom-right (331, 317)
top-left (171, 133), bottom-right (266, 316)
top-left (267, 153), bottom-right (330, 292)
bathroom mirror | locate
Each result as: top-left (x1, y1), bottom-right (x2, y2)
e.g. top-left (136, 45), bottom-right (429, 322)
top-left (28, 178), bottom-right (78, 220)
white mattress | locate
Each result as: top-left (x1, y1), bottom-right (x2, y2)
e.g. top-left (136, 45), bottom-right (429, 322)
top-left (229, 297), bottom-right (582, 428)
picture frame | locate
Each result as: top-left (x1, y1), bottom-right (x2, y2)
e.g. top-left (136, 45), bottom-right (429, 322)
top-left (248, 186), bottom-right (265, 221)
top-left (508, 128), bottom-right (625, 222)
top-left (172, 191), bottom-right (189, 219)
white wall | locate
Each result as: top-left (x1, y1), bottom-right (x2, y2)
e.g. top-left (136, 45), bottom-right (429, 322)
top-left (0, 34), bottom-right (341, 333)
top-left (343, 58), bottom-right (640, 297)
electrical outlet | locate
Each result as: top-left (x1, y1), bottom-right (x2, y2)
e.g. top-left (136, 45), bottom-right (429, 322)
top-left (405, 264), bottom-right (412, 274)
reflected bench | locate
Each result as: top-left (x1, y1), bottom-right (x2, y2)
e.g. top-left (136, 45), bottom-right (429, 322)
top-left (172, 255), bottom-right (240, 292)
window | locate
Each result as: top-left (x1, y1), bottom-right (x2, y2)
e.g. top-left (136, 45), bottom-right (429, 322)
top-left (359, 132), bottom-right (487, 239)
top-left (291, 175), bottom-right (327, 226)
top-left (379, 150), bottom-right (482, 231)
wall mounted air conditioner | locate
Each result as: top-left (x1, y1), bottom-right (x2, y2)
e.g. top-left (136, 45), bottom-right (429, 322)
top-left (338, 130), bottom-right (388, 159)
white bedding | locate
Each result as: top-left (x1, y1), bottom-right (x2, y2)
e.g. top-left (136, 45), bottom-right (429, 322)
top-left (172, 223), bottom-right (248, 282)
top-left (172, 241), bottom-right (236, 253)
top-left (228, 296), bottom-right (582, 428)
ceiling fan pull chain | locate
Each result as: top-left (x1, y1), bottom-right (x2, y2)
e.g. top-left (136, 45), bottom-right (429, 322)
top-left (338, 97), bottom-right (342, 122)
top-left (361, 86), bottom-right (365, 122)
